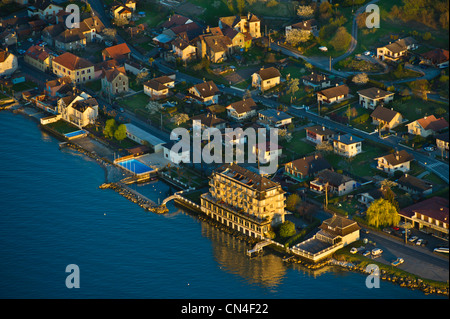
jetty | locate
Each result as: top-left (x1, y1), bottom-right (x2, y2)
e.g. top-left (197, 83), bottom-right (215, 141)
top-left (99, 182), bottom-right (168, 214)
top-left (246, 240), bottom-right (273, 257)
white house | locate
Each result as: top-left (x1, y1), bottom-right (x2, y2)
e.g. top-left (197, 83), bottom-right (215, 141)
top-left (0, 48), bottom-right (18, 76)
top-left (58, 92), bottom-right (98, 128)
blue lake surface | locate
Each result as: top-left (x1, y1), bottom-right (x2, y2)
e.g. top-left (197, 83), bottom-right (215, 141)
top-left (0, 111), bottom-right (444, 299)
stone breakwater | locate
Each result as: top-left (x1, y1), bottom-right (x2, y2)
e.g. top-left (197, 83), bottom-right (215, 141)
top-left (283, 257), bottom-right (449, 296)
top-left (99, 182), bottom-right (168, 214)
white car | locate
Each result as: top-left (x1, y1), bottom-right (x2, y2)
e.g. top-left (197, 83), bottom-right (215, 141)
top-left (372, 248), bottom-right (383, 256)
top-left (415, 239), bottom-right (423, 246)
top-left (364, 51), bottom-right (371, 56)
top-left (362, 250), bottom-right (371, 257)
top-left (391, 258), bottom-right (404, 266)
top-left (350, 247), bottom-right (358, 254)
top-left (434, 247), bottom-right (449, 254)
top-left (408, 236), bottom-right (418, 243)
top-left (319, 46), bottom-right (328, 52)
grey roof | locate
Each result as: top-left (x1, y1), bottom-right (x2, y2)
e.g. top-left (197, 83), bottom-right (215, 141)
top-left (258, 109), bottom-right (292, 122)
top-left (125, 123), bottom-right (166, 146)
top-left (333, 134), bottom-right (363, 145)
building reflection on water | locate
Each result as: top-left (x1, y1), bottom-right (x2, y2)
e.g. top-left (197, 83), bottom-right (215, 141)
top-left (198, 215), bottom-right (340, 289)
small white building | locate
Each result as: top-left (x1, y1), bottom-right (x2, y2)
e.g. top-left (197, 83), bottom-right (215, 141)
top-left (162, 140), bottom-right (190, 164)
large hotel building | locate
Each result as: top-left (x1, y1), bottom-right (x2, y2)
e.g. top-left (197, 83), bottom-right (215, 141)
top-left (200, 163), bottom-right (286, 239)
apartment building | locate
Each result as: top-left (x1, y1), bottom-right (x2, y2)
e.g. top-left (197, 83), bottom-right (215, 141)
top-left (201, 163), bottom-right (285, 239)
top-left (52, 52), bottom-right (94, 84)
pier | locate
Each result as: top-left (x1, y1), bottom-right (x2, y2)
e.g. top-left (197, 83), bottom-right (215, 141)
top-left (246, 240), bottom-right (273, 257)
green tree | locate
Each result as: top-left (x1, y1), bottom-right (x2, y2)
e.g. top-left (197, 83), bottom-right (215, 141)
top-left (279, 220), bottom-right (296, 238)
top-left (329, 27), bottom-right (352, 52)
top-left (366, 198), bottom-right (400, 229)
top-left (286, 193), bottom-right (301, 211)
top-left (114, 124), bottom-right (127, 143)
top-left (103, 118), bottom-right (117, 139)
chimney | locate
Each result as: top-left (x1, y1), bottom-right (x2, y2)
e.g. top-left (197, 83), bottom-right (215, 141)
top-left (322, 126), bottom-right (325, 131)
top-left (350, 136), bottom-right (352, 141)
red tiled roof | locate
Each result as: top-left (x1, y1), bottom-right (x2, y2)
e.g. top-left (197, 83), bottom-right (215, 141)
top-left (399, 197), bottom-right (449, 224)
top-left (416, 115), bottom-right (449, 132)
top-left (52, 52), bottom-right (93, 70)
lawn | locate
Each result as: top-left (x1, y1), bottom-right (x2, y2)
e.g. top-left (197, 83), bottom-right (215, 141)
top-left (392, 96), bottom-right (448, 123)
top-left (12, 81), bottom-right (37, 93)
top-left (280, 130), bottom-right (316, 163)
top-left (46, 120), bottom-right (79, 135)
top-left (134, 1), bottom-right (170, 28)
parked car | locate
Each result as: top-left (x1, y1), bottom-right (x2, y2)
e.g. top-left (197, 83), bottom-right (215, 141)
top-left (434, 247), bottom-right (449, 254)
top-left (423, 144), bottom-right (436, 152)
top-left (362, 250), bottom-right (371, 257)
top-left (408, 236), bottom-right (418, 243)
top-left (364, 50), bottom-right (371, 56)
top-left (361, 228), bottom-right (369, 234)
top-left (350, 247), bottom-right (358, 254)
top-left (372, 248), bottom-right (383, 256)
top-left (392, 226), bottom-right (400, 231)
top-left (383, 228), bottom-right (392, 234)
top-left (391, 258), bottom-right (404, 266)
top-left (416, 239), bottom-right (423, 246)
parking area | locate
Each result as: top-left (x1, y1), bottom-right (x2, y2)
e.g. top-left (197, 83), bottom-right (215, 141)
top-left (360, 228), bottom-right (449, 282)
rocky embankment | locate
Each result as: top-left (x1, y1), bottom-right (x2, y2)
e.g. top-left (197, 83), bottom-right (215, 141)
top-left (99, 182), bottom-right (168, 214)
top-left (283, 257), bottom-right (449, 296)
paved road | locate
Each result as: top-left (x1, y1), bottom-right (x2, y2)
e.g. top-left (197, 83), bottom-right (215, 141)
top-left (364, 230), bottom-right (449, 282)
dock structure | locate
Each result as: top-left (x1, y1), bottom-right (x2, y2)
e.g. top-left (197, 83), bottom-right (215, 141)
top-left (246, 240), bottom-right (273, 257)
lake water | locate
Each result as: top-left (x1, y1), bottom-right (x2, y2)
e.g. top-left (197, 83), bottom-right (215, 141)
top-left (0, 111), bottom-right (443, 299)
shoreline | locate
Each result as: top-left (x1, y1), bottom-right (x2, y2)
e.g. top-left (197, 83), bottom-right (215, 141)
top-left (2, 106), bottom-right (448, 297)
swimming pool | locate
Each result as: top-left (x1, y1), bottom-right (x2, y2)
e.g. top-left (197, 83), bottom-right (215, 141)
top-left (64, 130), bottom-right (86, 139)
top-left (117, 159), bottom-right (154, 175)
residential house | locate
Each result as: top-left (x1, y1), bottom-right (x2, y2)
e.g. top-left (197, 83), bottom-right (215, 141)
top-left (101, 66), bottom-right (129, 96)
top-left (196, 33), bottom-right (233, 63)
top-left (315, 215), bottom-right (360, 247)
top-left (317, 84), bottom-right (349, 105)
top-left (102, 43), bottom-right (131, 63)
top-left (41, 23), bottom-right (65, 46)
top-left (54, 28), bottom-right (87, 51)
top-left (436, 132), bottom-right (449, 157)
top-left (143, 76), bottom-right (175, 100)
top-left (221, 26), bottom-right (252, 50)
top-left (397, 174), bottom-right (432, 197)
top-left (0, 48), bottom-right (18, 76)
top-left (285, 19), bottom-right (318, 36)
top-left (376, 37), bottom-right (417, 62)
top-left (124, 60), bottom-right (148, 76)
top-left (226, 98), bottom-right (257, 121)
top-left (45, 76), bottom-right (72, 97)
top-left (357, 188), bottom-right (384, 207)
top-left (406, 115), bottom-right (449, 137)
top-left (124, 0), bottom-right (137, 12)
top-left (370, 105), bottom-right (403, 130)
top-left (188, 81), bottom-right (220, 106)
top-left (171, 37), bottom-right (197, 62)
top-left (358, 87), bottom-right (395, 110)
top-left (252, 141), bottom-right (282, 163)
top-left (257, 109), bottom-right (292, 128)
top-left (305, 125), bottom-right (335, 144)
top-left (284, 153), bottom-right (331, 181)
top-left (28, 19), bottom-right (47, 36)
top-left (375, 150), bottom-right (414, 175)
top-left (302, 72), bottom-right (333, 91)
top-left (420, 49), bottom-right (449, 69)
top-left (399, 197), bottom-right (448, 240)
top-left (310, 169), bottom-right (357, 196)
top-left (251, 67), bottom-right (281, 92)
top-left (200, 163), bottom-right (285, 239)
top-left (218, 12), bottom-right (261, 39)
top-left (161, 14), bottom-right (193, 30)
top-left (191, 113), bottom-right (228, 131)
top-left (27, 0), bottom-right (63, 20)
top-left (24, 45), bottom-right (54, 72)
top-left (58, 92), bottom-right (98, 127)
top-left (0, 30), bottom-right (17, 47)
top-left (94, 59), bottom-right (120, 79)
top-left (111, 4), bottom-right (132, 21)
top-left (332, 134), bottom-right (363, 158)
top-left (79, 16), bottom-right (105, 43)
top-left (52, 52), bottom-right (95, 83)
